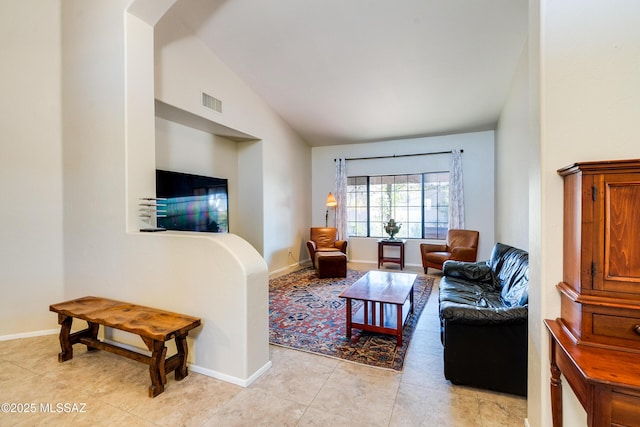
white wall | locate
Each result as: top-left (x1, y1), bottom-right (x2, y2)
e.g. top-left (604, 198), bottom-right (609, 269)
top-left (528, 1), bottom-right (640, 426)
top-left (495, 41), bottom-right (530, 251)
top-left (0, 0), bottom-right (64, 337)
top-left (154, 10), bottom-right (312, 273)
top-left (496, 28), bottom-right (545, 426)
top-left (311, 131), bottom-right (495, 268)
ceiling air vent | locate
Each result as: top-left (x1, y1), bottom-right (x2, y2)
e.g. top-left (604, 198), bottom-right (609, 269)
top-left (202, 92), bottom-right (222, 113)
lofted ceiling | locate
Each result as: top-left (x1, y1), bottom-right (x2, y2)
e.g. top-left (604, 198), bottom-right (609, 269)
top-left (168, 0), bottom-right (529, 146)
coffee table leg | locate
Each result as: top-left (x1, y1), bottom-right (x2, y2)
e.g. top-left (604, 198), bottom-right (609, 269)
top-left (410, 285), bottom-right (414, 315)
top-left (396, 304), bottom-right (403, 346)
top-left (346, 298), bottom-right (352, 339)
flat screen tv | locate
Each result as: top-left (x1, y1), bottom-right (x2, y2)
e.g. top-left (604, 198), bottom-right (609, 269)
top-left (156, 169), bottom-right (229, 233)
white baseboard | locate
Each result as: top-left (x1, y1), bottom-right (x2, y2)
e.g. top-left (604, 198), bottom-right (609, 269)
top-left (347, 259), bottom-right (423, 268)
top-left (99, 338), bottom-right (273, 388)
top-left (190, 359), bottom-right (272, 387)
top-left (269, 261), bottom-right (311, 278)
top-left (0, 329), bottom-right (58, 341)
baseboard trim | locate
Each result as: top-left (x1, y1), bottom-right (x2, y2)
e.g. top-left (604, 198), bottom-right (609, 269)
top-left (100, 338), bottom-right (273, 388)
top-left (269, 261), bottom-right (311, 278)
top-left (0, 329), bottom-right (58, 341)
top-left (190, 359), bottom-right (272, 387)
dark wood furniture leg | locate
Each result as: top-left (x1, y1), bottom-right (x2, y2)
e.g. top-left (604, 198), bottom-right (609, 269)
top-left (396, 303), bottom-right (403, 346)
top-left (173, 334), bottom-right (189, 380)
top-left (57, 315), bottom-right (100, 362)
top-left (144, 339), bottom-right (167, 398)
top-left (345, 298), bottom-right (352, 339)
top-left (549, 335), bottom-right (563, 427)
top-left (57, 314), bottom-right (73, 362)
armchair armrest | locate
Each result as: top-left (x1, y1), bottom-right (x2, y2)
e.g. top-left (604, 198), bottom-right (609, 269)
top-left (335, 240), bottom-right (347, 253)
top-left (420, 243), bottom-right (447, 254)
top-left (443, 260), bottom-right (493, 283)
top-left (307, 241), bottom-right (317, 251)
top-left (440, 303), bottom-right (528, 325)
top-left (450, 247), bottom-right (477, 262)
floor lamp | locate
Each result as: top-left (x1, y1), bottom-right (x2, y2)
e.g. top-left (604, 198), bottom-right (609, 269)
top-left (325, 192), bottom-right (337, 227)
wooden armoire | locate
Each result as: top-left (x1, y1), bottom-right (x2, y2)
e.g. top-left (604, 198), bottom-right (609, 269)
top-left (545, 159), bottom-right (640, 427)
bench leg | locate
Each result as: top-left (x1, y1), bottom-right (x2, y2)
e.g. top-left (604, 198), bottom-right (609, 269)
top-left (57, 316), bottom-right (102, 362)
top-left (174, 334), bottom-right (189, 381)
top-left (57, 315), bottom-right (73, 362)
top-left (146, 340), bottom-right (167, 398)
top-left (85, 322), bottom-right (100, 352)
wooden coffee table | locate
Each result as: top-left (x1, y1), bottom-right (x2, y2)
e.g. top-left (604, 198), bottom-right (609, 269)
top-left (339, 270), bottom-right (417, 346)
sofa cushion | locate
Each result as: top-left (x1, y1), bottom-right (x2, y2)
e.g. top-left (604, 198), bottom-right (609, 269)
top-left (488, 243), bottom-right (529, 307)
top-left (442, 260), bottom-right (493, 283)
top-left (439, 242), bottom-right (529, 322)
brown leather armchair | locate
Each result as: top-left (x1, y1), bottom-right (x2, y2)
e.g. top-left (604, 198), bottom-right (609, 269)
top-left (420, 229), bottom-right (479, 273)
top-left (307, 227), bottom-right (347, 268)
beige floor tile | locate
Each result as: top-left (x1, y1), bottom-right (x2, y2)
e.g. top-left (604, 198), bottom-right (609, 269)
top-left (478, 391), bottom-right (528, 426)
top-left (128, 372), bottom-right (243, 427)
top-left (390, 382), bottom-right (483, 427)
top-left (309, 361), bottom-right (401, 426)
top-left (250, 348), bottom-right (336, 406)
top-left (11, 402), bottom-right (157, 427)
top-left (296, 406), bottom-right (368, 427)
top-left (201, 388), bottom-right (306, 427)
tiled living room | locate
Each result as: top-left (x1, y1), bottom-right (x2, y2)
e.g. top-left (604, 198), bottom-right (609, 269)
top-left (0, 263), bottom-right (526, 427)
top-left (8, 1), bottom-right (639, 425)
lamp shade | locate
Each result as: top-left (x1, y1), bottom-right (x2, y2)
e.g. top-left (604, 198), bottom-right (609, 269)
top-left (326, 192), bottom-right (337, 207)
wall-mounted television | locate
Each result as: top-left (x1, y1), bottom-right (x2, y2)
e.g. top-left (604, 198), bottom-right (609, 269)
top-left (156, 169), bottom-right (229, 233)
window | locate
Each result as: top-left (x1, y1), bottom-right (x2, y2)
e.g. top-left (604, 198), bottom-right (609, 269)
top-left (346, 172), bottom-right (449, 239)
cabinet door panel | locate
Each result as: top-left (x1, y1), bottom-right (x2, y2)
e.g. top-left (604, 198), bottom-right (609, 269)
top-left (595, 174), bottom-right (640, 295)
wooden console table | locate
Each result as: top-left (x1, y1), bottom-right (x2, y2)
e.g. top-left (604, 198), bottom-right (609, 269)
top-left (545, 319), bottom-right (640, 426)
top-left (50, 296), bottom-right (201, 397)
top-left (377, 239), bottom-right (406, 269)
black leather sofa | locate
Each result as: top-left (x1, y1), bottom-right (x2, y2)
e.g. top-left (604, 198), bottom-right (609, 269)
top-left (438, 242), bottom-right (528, 396)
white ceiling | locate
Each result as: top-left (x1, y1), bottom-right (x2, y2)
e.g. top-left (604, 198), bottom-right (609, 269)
top-left (169, 0), bottom-right (529, 146)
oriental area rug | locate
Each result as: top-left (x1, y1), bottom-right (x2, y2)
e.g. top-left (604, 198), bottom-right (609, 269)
top-left (269, 267), bottom-right (433, 371)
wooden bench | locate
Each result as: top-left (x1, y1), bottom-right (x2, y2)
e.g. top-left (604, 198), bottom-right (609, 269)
top-left (49, 296), bottom-right (202, 397)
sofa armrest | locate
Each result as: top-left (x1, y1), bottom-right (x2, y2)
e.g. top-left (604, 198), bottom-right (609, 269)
top-left (442, 260), bottom-right (493, 283)
top-left (440, 304), bottom-right (528, 325)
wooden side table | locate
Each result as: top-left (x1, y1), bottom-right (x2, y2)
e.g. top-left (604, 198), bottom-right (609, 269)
top-left (377, 239), bottom-right (407, 269)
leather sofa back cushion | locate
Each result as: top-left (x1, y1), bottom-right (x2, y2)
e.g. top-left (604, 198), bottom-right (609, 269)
top-left (489, 243), bottom-right (529, 307)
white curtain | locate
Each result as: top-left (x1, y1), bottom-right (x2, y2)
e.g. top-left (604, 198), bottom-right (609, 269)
top-left (335, 158), bottom-right (348, 240)
top-left (449, 150), bottom-right (465, 229)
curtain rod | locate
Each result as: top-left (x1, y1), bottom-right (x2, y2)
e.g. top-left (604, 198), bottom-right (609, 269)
top-left (334, 149), bottom-right (462, 162)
